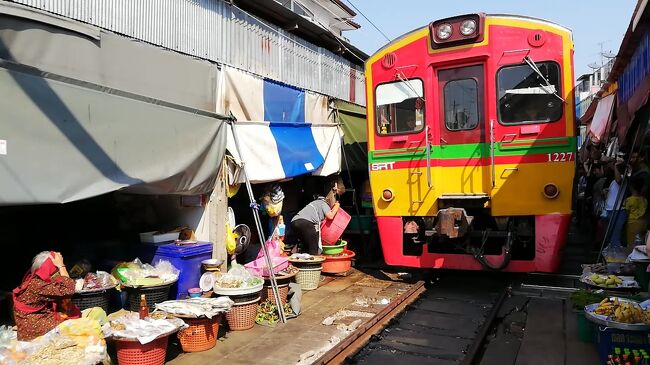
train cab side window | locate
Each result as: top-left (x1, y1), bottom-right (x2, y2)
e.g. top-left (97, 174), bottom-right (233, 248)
top-left (443, 78), bottom-right (479, 130)
top-left (375, 79), bottom-right (425, 135)
top-left (497, 62), bottom-right (562, 124)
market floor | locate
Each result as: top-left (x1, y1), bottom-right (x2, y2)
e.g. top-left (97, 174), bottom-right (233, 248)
top-left (161, 268), bottom-right (419, 365)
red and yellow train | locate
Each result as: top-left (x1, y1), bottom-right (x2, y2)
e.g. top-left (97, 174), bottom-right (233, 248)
top-left (366, 14), bottom-right (575, 271)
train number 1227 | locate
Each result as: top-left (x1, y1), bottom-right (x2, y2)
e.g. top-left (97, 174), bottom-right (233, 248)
top-left (546, 152), bottom-right (574, 162)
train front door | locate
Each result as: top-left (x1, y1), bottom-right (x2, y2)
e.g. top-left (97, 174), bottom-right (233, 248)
top-left (436, 65), bottom-right (490, 198)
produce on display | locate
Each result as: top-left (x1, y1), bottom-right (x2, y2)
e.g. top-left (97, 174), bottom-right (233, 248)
top-left (590, 297), bottom-right (650, 324)
top-left (111, 258), bottom-right (179, 287)
top-left (154, 297), bottom-right (234, 319)
top-left (81, 307), bottom-right (108, 326)
top-left (581, 273), bottom-right (640, 289)
top-left (255, 299), bottom-right (295, 326)
top-left (214, 264), bottom-right (263, 290)
top-left (0, 318), bottom-right (106, 365)
top-left (74, 271), bottom-right (116, 293)
top-left (102, 312), bottom-right (186, 344)
top-left (569, 290), bottom-right (607, 310)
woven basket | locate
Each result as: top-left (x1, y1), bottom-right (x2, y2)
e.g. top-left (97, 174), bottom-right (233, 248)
top-left (225, 297), bottom-right (260, 331)
top-left (228, 291), bottom-right (262, 304)
top-left (115, 335), bottom-right (168, 365)
top-left (125, 284), bottom-right (172, 312)
top-left (177, 316), bottom-right (220, 352)
top-left (260, 284), bottom-right (289, 305)
top-left (71, 288), bottom-right (113, 312)
top-left (295, 267), bottom-right (322, 291)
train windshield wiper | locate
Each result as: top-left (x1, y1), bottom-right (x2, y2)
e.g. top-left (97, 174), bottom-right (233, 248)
top-left (523, 56), bottom-right (564, 102)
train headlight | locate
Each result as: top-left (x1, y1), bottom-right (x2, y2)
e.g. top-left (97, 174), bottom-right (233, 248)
top-left (460, 19), bottom-right (477, 36)
top-left (381, 189), bottom-right (395, 202)
top-left (543, 183), bottom-right (559, 199)
top-left (436, 24), bottom-right (452, 40)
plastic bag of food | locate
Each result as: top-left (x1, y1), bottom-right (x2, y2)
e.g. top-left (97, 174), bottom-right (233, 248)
top-left (82, 307), bottom-right (108, 326)
top-left (58, 317), bottom-right (102, 338)
top-left (153, 260), bottom-right (180, 283)
top-left (96, 271), bottom-right (115, 288)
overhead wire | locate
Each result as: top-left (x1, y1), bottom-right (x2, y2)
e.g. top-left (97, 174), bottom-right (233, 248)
top-left (344, 0), bottom-right (391, 42)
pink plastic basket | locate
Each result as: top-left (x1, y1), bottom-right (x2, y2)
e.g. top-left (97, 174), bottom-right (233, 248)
top-left (244, 256), bottom-right (289, 277)
top-left (321, 208), bottom-right (351, 245)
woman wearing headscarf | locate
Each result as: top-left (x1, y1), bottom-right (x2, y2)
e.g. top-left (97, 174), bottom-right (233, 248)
top-left (13, 251), bottom-right (77, 340)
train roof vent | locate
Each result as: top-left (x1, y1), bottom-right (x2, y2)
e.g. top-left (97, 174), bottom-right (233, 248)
top-left (528, 30), bottom-right (546, 47)
top-left (382, 52), bottom-right (396, 68)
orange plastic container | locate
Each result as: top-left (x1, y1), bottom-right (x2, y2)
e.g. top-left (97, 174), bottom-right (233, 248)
top-left (321, 250), bottom-right (355, 274)
top-left (177, 316), bottom-right (221, 352)
top-left (321, 208), bottom-right (351, 245)
top-left (115, 335), bottom-right (169, 365)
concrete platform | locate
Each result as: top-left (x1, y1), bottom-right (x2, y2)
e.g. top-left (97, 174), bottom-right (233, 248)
top-left (163, 268), bottom-right (418, 365)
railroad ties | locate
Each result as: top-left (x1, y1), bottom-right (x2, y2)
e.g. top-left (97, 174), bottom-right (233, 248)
top-left (350, 273), bottom-right (508, 365)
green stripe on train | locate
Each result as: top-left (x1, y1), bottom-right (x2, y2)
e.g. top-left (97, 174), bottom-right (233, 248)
top-left (369, 137), bottom-right (577, 162)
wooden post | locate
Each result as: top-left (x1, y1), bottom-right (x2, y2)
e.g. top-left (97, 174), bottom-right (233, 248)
top-left (209, 158), bottom-right (228, 272)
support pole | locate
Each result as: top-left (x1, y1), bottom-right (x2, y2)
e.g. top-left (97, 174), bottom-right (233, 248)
top-left (229, 121), bottom-right (286, 323)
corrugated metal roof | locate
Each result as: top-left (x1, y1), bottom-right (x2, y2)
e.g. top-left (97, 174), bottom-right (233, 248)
top-left (11, 0), bottom-right (365, 105)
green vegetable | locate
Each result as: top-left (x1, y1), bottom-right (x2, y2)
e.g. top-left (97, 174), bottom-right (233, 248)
top-left (570, 290), bottom-right (607, 310)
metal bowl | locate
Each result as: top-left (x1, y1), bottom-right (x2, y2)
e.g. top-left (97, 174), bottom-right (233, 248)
top-left (201, 258), bottom-right (224, 269)
top-left (584, 297), bottom-right (650, 331)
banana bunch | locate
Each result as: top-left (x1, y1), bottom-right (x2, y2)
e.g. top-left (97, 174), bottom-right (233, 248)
top-left (614, 302), bottom-right (650, 324)
top-left (593, 298), bottom-right (650, 324)
top-left (594, 297), bottom-right (616, 315)
top-left (590, 274), bottom-right (623, 288)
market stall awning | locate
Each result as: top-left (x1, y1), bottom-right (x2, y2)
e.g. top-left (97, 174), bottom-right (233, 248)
top-left (335, 100), bottom-right (368, 171)
top-left (0, 65), bottom-right (228, 205)
top-left (226, 121), bottom-right (341, 183)
top-left (588, 94), bottom-right (616, 142)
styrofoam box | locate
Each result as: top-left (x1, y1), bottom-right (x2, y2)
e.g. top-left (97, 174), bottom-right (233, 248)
top-left (139, 231), bottom-right (180, 243)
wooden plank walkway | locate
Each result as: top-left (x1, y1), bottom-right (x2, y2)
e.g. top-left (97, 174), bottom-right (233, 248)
top-left (514, 298), bottom-right (599, 365)
top-left (163, 268), bottom-right (415, 365)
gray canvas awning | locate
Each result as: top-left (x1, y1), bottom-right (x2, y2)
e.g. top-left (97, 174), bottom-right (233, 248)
top-left (0, 65), bottom-right (229, 205)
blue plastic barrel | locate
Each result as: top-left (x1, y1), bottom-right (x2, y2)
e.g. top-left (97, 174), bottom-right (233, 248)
top-left (147, 241), bottom-right (213, 299)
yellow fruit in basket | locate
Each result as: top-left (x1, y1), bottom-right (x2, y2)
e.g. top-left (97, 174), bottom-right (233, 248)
top-left (599, 298), bottom-right (610, 305)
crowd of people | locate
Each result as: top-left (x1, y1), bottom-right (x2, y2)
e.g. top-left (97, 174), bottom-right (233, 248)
top-left (578, 147), bottom-right (650, 250)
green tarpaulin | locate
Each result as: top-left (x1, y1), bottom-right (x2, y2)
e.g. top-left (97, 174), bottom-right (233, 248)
top-left (335, 100), bottom-right (368, 171)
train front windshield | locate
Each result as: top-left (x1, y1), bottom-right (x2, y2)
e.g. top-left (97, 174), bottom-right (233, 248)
top-left (497, 61), bottom-right (562, 124)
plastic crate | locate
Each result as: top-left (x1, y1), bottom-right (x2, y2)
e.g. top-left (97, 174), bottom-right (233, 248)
top-left (595, 325), bottom-right (650, 364)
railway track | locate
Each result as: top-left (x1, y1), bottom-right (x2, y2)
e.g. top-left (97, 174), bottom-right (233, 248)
top-left (314, 273), bottom-right (510, 365)
top-left (314, 271), bottom-right (582, 365)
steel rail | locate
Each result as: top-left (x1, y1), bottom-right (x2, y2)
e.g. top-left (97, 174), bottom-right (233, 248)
top-left (312, 280), bottom-right (427, 365)
top-left (460, 286), bottom-right (509, 365)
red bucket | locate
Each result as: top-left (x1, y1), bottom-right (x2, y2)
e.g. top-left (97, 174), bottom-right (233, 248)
top-left (322, 250), bottom-right (355, 274)
top-left (321, 208), bottom-right (351, 245)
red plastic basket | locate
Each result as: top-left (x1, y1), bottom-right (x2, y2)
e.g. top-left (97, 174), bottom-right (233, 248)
top-left (320, 208), bottom-right (351, 245)
top-left (322, 250), bottom-right (355, 274)
top-left (177, 316), bottom-right (220, 352)
top-left (115, 335), bottom-right (168, 365)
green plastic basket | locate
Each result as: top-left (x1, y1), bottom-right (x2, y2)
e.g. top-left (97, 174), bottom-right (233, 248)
top-left (322, 241), bottom-right (346, 255)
